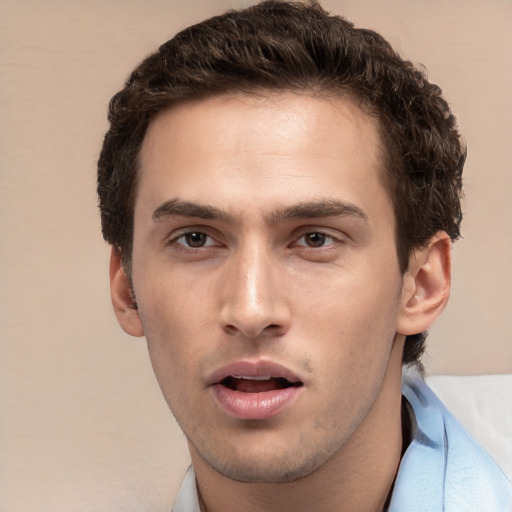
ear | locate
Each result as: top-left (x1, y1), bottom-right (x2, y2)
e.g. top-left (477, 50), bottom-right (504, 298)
top-left (397, 232), bottom-right (452, 336)
top-left (109, 247), bottom-right (144, 337)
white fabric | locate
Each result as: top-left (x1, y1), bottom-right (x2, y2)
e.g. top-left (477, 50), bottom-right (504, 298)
top-left (171, 466), bottom-right (200, 512)
top-left (426, 373), bottom-right (512, 479)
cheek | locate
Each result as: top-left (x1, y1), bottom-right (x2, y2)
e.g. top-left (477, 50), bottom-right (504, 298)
top-left (135, 268), bottom-right (218, 385)
top-left (300, 266), bottom-right (401, 330)
top-left (135, 284), bottom-right (190, 381)
top-left (300, 271), bottom-right (402, 372)
top-left (307, 280), bottom-right (401, 422)
top-left (140, 307), bottom-right (201, 426)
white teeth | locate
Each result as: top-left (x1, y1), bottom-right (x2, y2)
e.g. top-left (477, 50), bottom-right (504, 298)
top-left (232, 375), bottom-right (272, 381)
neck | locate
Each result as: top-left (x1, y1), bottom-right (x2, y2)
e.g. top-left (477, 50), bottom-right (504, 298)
top-left (192, 340), bottom-right (405, 512)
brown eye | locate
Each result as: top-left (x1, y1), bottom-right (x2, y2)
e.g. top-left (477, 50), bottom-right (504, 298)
top-left (171, 231), bottom-right (216, 248)
top-left (184, 232), bottom-right (208, 247)
top-left (303, 232), bottom-right (327, 247)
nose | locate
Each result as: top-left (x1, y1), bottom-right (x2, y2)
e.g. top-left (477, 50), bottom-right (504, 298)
top-left (219, 245), bottom-right (291, 340)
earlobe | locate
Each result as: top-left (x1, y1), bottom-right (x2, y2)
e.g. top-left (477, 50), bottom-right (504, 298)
top-left (109, 248), bottom-right (144, 337)
top-left (397, 232), bottom-right (452, 336)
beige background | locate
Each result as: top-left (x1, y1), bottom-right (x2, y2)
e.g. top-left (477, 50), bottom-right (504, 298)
top-left (1, 1), bottom-right (511, 511)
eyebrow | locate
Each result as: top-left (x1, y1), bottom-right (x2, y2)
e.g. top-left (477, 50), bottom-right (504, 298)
top-left (152, 198), bottom-right (368, 224)
top-left (267, 199), bottom-right (368, 224)
top-left (152, 199), bottom-right (232, 221)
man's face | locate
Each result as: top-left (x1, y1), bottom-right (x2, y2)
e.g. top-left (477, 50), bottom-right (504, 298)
top-left (129, 92), bottom-right (408, 482)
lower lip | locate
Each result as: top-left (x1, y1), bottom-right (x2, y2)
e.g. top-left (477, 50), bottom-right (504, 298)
top-left (211, 384), bottom-right (302, 420)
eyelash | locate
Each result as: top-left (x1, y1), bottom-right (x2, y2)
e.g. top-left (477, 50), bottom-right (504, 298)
top-left (292, 231), bottom-right (339, 248)
top-left (168, 229), bottom-right (342, 250)
top-left (170, 231), bottom-right (219, 249)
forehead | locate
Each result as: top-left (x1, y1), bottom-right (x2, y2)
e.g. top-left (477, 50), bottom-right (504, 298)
top-left (137, 91), bottom-right (391, 224)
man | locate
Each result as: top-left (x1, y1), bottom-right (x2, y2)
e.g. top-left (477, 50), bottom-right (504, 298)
top-left (97, 1), bottom-right (512, 510)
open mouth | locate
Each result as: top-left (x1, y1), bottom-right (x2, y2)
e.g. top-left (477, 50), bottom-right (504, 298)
top-left (210, 363), bottom-right (304, 419)
top-left (221, 376), bottom-right (303, 393)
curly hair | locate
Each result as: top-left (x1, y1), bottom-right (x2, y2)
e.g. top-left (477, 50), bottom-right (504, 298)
top-left (97, 0), bottom-right (465, 365)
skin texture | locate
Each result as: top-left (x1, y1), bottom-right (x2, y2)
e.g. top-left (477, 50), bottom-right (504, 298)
top-left (110, 92), bottom-right (451, 512)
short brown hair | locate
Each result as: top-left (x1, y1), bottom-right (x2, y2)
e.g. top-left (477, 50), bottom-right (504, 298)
top-left (97, 0), bottom-right (464, 365)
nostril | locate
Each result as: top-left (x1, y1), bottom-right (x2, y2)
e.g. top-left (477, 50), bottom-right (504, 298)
top-left (222, 322), bottom-right (284, 339)
top-left (223, 324), bottom-right (238, 335)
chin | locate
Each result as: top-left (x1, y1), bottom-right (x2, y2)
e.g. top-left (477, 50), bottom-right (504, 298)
top-left (213, 463), bottom-right (318, 484)
top-left (198, 443), bottom-right (331, 483)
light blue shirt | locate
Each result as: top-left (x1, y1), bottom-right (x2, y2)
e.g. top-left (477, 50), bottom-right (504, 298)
top-left (389, 368), bottom-right (512, 511)
top-left (172, 369), bottom-right (512, 511)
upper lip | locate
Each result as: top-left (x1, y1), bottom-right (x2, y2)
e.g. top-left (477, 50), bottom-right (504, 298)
top-left (207, 359), bottom-right (303, 386)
